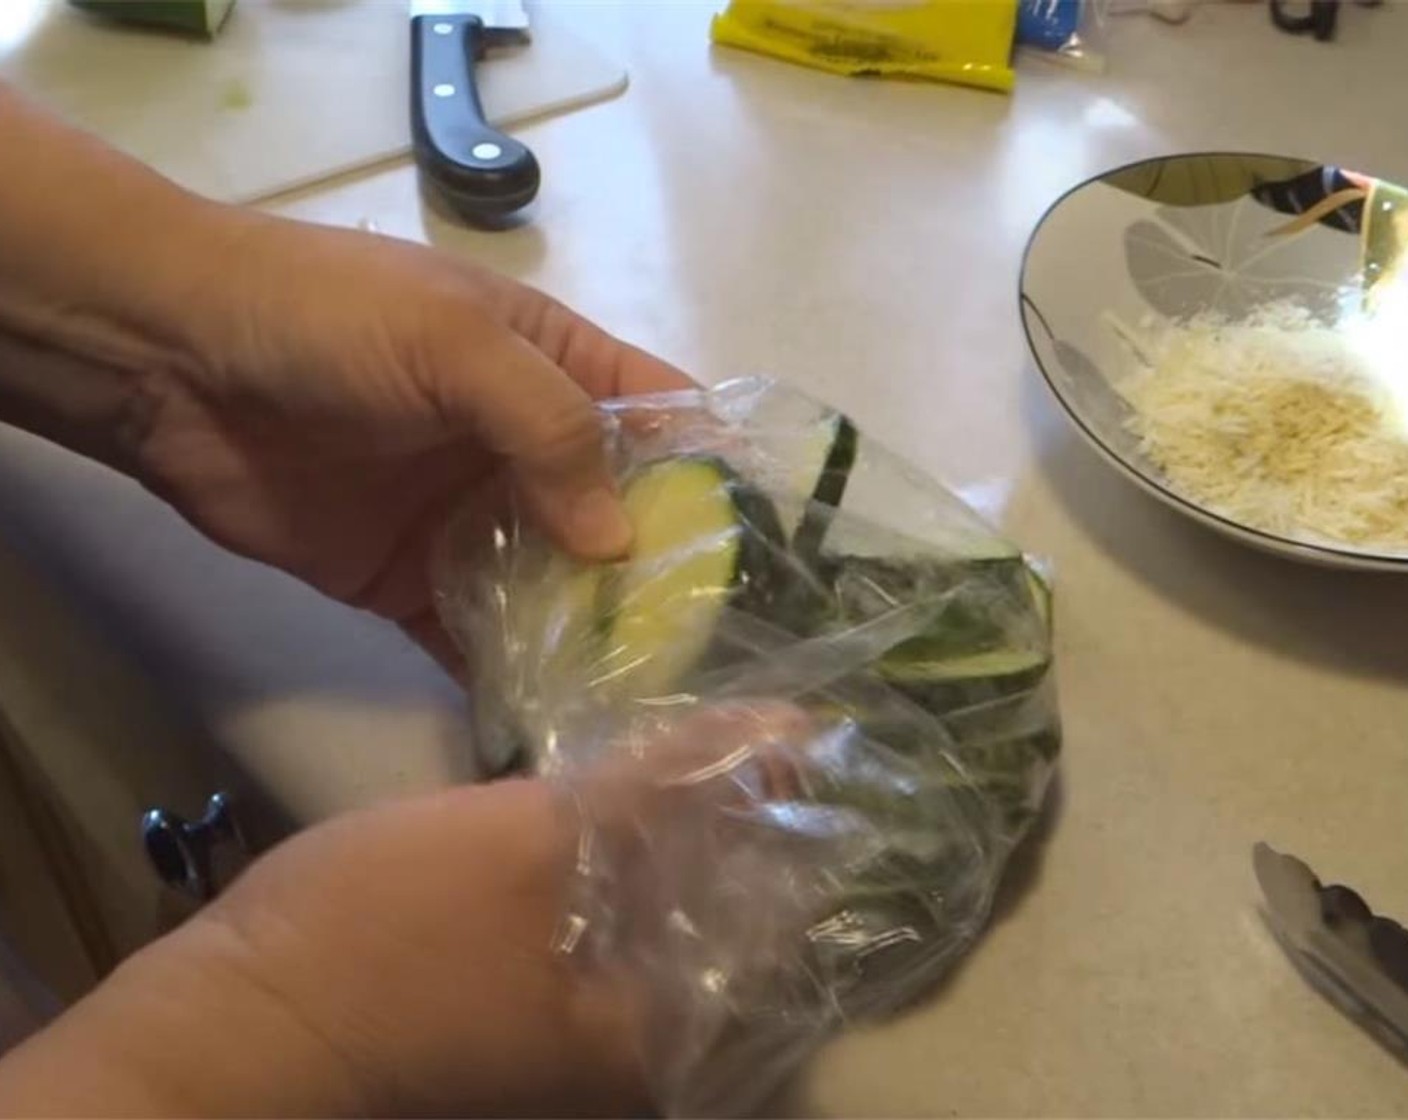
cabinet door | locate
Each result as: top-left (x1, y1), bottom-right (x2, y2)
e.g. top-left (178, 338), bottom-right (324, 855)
top-left (0, 705), bottom-right (96, 1009)
top-left (0, 536), bottom-right (248, 994)
top-left (0, 937), bottom-right (53, 1054)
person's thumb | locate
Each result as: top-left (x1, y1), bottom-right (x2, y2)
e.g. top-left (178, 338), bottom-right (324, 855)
top-left (431, 314), bottom-right (632, 561)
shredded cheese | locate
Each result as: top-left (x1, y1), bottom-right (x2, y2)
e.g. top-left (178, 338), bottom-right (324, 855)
top-left (1116, 301), bottom-right (1408, 552)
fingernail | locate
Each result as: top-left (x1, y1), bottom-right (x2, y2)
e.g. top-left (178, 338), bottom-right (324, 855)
top-left (574, 487), bottom-right (633, 559)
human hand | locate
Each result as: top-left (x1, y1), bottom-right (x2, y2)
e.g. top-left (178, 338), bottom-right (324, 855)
top-left (0, 704), bottom-right (809, 1118)
top-left (0, 778), bottom-right (640, 1119)
top-left (128, 215), bottom-right (692, 666)
top-left (0, 87), bottom-right (690, 666)
top-left (189, 777), bottom-right (643, 1118)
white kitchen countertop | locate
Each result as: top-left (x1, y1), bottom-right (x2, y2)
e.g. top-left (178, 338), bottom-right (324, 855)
top-left (4, 1), bottom-right (1408, 1113)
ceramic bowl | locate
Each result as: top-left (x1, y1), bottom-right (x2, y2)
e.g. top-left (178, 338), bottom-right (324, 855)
top-left (1020, 151), bottom-right (1408, 571)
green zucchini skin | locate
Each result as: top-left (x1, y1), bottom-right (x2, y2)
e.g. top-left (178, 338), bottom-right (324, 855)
top-left (830, 554), bottom-right (1048, 667)
top-left (792, 415), bottom-right (859, 566)
top-left (810, 550), bottom-right (1059, 834)
top-left (69, 0), bottom-right (235, 36)
top-left (713, 460), bottom-right (795, 617)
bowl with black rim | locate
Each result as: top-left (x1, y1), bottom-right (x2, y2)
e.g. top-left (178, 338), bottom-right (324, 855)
top-left (1020, 151), bottom-right (1408, 572)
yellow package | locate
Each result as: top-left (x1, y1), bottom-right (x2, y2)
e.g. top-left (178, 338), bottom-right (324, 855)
top-left (710, 0), bottom-right (1017, 93)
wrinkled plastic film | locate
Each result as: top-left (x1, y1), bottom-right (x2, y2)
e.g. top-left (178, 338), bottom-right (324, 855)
top-left (434, 378), bottom-right (1060, 1115)
top-left (1016, 0), bottom-right (1109, 72)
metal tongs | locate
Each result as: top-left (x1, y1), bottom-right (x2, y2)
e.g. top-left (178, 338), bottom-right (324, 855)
top-left (1254, 842), bottom-right (1408, 1061)
top-left (1269, 0), bottom-right (1381, 42)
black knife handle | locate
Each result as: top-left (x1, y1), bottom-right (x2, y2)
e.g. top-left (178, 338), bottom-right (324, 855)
top-left (410, 13), bottom-right (540, 219)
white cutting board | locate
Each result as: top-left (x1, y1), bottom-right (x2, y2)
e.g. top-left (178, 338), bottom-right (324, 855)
top-left (0, 0), bottom-right (626, 203)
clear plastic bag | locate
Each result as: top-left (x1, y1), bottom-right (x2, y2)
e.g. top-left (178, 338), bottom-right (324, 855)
top-left (1016, 0), bottom-right (1109, 71)
top-left (434, 377), bottom-right (1060, 1115)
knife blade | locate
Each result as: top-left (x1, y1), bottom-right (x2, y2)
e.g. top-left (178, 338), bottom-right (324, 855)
top-left (409, 0), bottom-right (540, 222)
top-left (1253, 842), bottom-right (1408, 1063)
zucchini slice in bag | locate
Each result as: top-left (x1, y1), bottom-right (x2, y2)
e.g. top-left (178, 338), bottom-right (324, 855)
top-left (829, 552), bottom-right (1052, 712)
top-left (595, 457), bottom-right (789, 699)
top-left (792, 415), bottom-right (858, 566)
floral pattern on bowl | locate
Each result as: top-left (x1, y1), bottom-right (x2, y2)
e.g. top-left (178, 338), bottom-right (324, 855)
top-left (1019, 151), bottom-right (1408, 571)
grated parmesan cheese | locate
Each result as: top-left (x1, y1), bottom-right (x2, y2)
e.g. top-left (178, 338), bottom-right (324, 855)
top-left (1115, 301), bottom-right (1408, 552)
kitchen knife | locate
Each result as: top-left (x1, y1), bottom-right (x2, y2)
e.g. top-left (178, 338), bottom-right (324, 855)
top-left (410, 0), bottom-right (540, 221)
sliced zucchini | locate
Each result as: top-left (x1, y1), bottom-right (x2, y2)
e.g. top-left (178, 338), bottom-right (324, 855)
top-left (877, 654), bottom-right (1050, 730)
top-left (593, 456), bottom-right (789, 699)
top-left (1027, 565), bottom-right (1053, 632)
top-left (819, 551), bottom-right (1051, 718)
top-left (882, 647), bottom-right (1049, 683)
top-left (833, 555), bottom-right (1044, 652)
top-left (792, 415), bottom-right (859, 567)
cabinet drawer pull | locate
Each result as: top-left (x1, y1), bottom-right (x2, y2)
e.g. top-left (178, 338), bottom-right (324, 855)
top-left (141, 792), bottom-right (244, 900)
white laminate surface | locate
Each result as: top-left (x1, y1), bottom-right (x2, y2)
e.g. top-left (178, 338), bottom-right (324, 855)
top-left (0, 0), bottom-right (628, 204)
top-left (4, 2), bottom-right (1408, 1113)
